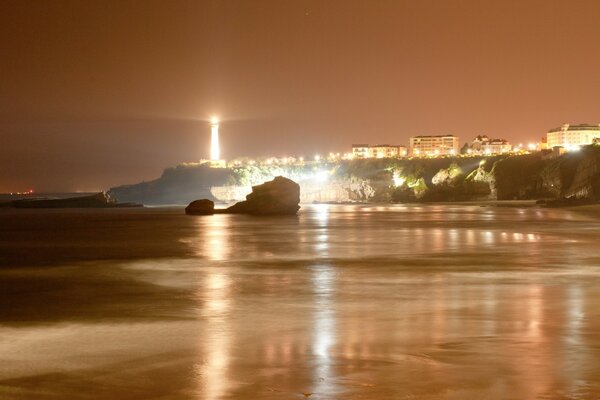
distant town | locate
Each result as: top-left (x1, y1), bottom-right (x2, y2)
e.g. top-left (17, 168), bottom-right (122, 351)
top-left (7, 123), bottom-right (600, 195)
top-left (204, 123), bottom-right (600, 168)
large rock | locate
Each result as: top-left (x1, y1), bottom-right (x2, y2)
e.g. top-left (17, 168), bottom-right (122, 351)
top-left (226, 176), bottom-right (300, 215)
top-left (185, 176), bottom-right (300, 216)
top-left (185, 199), bottom-right (215, 215)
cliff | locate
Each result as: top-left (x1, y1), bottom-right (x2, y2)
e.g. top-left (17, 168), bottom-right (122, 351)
top-left (109, 163), bottom-right (235, 205)
top-left (108, 145), bottom-right (600, 205)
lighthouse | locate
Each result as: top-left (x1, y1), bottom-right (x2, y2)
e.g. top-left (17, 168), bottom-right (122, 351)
top-left (210, 117), bottom-right (220, 161)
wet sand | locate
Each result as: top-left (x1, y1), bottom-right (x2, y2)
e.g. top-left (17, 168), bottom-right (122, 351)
top-left (1, 205), bottom-right (600, 399)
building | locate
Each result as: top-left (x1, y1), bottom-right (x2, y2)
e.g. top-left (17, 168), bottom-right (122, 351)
top-left (369, 144), bottom-right (407, 158)
top-left (351, 144), bottom-right (370, 159)
top-left (468, 135), bottom-right (511, 155)
top-left (409, 135), bottom-right (459, 156)
top-left (546, 124), bottom-right (600, 150)
top-left (351, 144), bottom-right (407, 159)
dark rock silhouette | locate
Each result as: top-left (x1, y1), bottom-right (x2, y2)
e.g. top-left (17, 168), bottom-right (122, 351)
top-left (108, 163), bottom-right (234, 206)
top-left (227, 176), bottom-right (300, 215)
top-left (186, 176), bottom-right (300, 216)
top-left (185, 199), bottom-right (215, 215)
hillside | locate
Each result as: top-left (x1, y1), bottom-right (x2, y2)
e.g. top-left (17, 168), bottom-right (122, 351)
top-left (108, 146), bottom-right (600, 205)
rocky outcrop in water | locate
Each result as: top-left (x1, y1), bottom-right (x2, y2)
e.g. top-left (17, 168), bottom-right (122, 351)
top-left (185, 199), bottom-right (215, 215)
top-left (225, 176), bottom-right (300, 215)
top-left (186, 176), bottom-right (300, 216)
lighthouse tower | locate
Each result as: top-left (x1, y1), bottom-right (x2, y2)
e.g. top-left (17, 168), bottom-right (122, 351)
top-left (210, 117), bottom-right (220, 161)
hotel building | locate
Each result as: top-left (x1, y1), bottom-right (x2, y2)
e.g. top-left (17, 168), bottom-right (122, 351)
top-left (409, 135), bottom-right (459, 156)
top-left (547, 124), bottom-right (600, 150)
top-left (469, 135), bottom-right (512, 155)
top-left (351, 144), bottom-right (408, 159)
top-left (351, 144), bottom-right (370, 158)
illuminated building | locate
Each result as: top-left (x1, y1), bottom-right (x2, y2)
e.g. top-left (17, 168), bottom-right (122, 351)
top-left (351, 144), bottom-right (370, 158)
top-left (469, 135), bottom-right (512, 155)
top-left (546, 123), bottom-right (600, 151)
top-left (369, 144), bottom-right (407, 158)
top-left (351, 144), bottom-right (407, 159)
top-left (409, 135), bottom-right (459, 156)
top-left (210, 117), bottom-right (220, 161)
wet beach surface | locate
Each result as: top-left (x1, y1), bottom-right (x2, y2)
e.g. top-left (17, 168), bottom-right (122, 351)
top-left (1, 205), bottom-right (600, 399)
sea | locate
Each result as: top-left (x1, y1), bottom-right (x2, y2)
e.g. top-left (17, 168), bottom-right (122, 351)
top-left (0, 204), bottom-right (599, 399)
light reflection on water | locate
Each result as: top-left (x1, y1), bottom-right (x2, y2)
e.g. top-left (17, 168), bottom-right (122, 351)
top-left (197, 269), bottom-right (233, 399)
top-left (311, 264), bottom-right (336, 396)
top-left (1, 204), bottom-right (600, 399)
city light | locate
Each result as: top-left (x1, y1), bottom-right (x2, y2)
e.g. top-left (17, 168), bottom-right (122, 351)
top-left (392, 172), bottom-right (405, 187)
top-left (200, 124), bottom-right (588, 168)
top-left (315, 170), bottom-right (329, 182)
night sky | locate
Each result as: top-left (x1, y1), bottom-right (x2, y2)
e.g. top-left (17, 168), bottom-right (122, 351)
top-left (2, 0), bottom-right (600, 192)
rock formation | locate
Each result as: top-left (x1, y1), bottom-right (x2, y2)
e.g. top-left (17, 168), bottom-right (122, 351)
top-left (226, 176), bottom-right (300, 215)
top-left (185, 199), bottom-right (215, 215)
top-left (186, 176), bottom-right (300, 216)
top-left (108, 163), bottom-right (235, 206)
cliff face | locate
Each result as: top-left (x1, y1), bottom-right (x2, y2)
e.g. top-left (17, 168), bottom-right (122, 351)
top-left (108, 146), bottom-right (600, 205)
top-left (491, 146), bottom-right (600, 201)
top-left (556, 148), bottom-right (600, 199)
top-left (108, 163), bottom-right (235, 205)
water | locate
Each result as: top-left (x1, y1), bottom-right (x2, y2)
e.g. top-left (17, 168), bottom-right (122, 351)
top-left (1, 204), bottom-right (599, 399)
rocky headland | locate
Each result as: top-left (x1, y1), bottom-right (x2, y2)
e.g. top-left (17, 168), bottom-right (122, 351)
top-left (109, 145), bottom-right (600, 206)
top-left (185, 176), bottom-right (300, 216)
